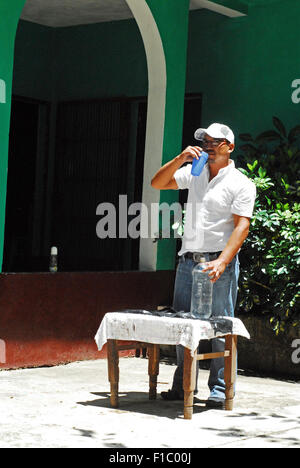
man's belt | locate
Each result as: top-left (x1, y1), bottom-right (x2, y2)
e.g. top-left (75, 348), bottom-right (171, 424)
top-left (184, 251), bottom-right (222, 262)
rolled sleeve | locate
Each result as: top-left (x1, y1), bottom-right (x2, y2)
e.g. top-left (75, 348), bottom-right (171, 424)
top-left (174, 164), bottom-right (193, 190)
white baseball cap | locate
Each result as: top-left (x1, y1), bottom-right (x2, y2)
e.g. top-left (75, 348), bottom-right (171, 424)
top-left (194, 123), bottom-right (235, 144)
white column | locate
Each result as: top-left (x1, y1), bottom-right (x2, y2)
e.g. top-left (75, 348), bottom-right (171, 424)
top-left (125, 0), bottom-right (167, 271)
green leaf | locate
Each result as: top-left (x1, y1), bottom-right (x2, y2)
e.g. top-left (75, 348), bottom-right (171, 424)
top-left (255, 130), bottom-right (281, 143)
top-left (239, 133), bottom-right (254, 142)
top-left (281, 178), bottom-right (289, 190)
top-left (258, 167), bottom-right (267, 178)
top-left (239, 143), bottom-right (258, 154)
top-left (265, 196), bottom-right (271, 206)
top-left (246, 160), bottom-right (258, 172)
top-left (288, 124), bottom-right (300, 142)
top-left (238, 167), bottom-right (249, 176)
top-left (272, 116), bottom-right (286, 137)
top-left (277, 266), bottom-right (287, 275)
top-left (236, 117), bottom-right (300, 331)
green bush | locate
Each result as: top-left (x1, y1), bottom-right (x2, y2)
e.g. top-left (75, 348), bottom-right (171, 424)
top-left (236, 117), bottom-right (300, 333)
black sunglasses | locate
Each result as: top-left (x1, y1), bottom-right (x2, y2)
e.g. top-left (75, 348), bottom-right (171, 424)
top-left (200, 138), bottom-right (229, 148)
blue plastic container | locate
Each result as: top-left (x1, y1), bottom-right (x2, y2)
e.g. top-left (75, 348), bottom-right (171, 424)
top-left (191, 151), bottom-right (209, 176)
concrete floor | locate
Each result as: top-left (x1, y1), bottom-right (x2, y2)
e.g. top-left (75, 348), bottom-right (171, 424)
top-left (0, 357), bottom-right (300, 448)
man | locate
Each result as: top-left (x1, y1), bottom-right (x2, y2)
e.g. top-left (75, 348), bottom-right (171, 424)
top-left (151, 123), bottom-right (256, 409)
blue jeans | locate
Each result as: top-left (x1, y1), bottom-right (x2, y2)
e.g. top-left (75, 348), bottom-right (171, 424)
top-left (171, 253), bottom-right (239, 400)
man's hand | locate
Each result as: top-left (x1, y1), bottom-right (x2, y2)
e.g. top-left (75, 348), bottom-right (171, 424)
top-left (151, 145), bottom-right (203, 190)
top-left (201, 258), bottom-right (227, 283)
top-left (202, 215), bottom-right (251, 283)
top-left (181, 146), bottom-right (203, 163)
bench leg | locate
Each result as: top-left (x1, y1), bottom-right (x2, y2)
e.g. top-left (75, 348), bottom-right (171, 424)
top-left (107, 339), bottom-right (119, 408)
top-left (148, 344), bottom-right (160, 400)
top-left (183, 348), bottom-right (197, 420)
top-left (224, 335), bottom-right (237, 411)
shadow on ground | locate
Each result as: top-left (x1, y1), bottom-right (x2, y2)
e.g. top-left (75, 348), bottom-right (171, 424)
top-left (77, 391), bottom-right (211, 420)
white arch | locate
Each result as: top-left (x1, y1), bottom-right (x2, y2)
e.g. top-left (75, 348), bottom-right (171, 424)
top-left (125, 0), bottom-right (167, 271)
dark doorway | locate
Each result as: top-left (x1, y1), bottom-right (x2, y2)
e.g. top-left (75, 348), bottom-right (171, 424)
top-left (3, 94), bottom-right (199, 272)
top-left (52, 97), bottom-right (146, 272)
top-left (3, 97), bottom-right (49, 272)
top-left (3, 95), bottom-right (146, 273)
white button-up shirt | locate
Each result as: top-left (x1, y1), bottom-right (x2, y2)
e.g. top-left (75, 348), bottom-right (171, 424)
top-left (174, 160), bottom-right (256, 255)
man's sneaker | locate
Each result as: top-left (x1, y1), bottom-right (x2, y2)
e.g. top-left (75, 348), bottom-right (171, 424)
top-left (161, 390), bottom-right (184, 401)
top-left (205, 397), bottom-right (225, 410)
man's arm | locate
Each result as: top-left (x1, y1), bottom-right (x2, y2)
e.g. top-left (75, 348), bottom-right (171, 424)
top-left (151, 146), bottom-right (202, 190)
top-left (202, 214), bottom-right (250, 283)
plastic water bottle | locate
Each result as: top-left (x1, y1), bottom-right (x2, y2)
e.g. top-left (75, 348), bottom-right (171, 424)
top-left (191, 151), bottom-right (209, 176)
top-left (190, 258), bottom-right (213, 319)
top-left (49, 246), bottom-right (58, 273)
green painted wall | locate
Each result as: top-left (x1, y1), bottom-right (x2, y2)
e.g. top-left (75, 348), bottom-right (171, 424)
top-left (0, 0), bottom-right (25, 270)
top-left (13, 19), bottom-right (147, 102)
top-left (14, 0), bottom-right (300, 137)
top-left (187, 0), bottom-right (300, 143)
top-left (54, 20), bottom-right (147, 101)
